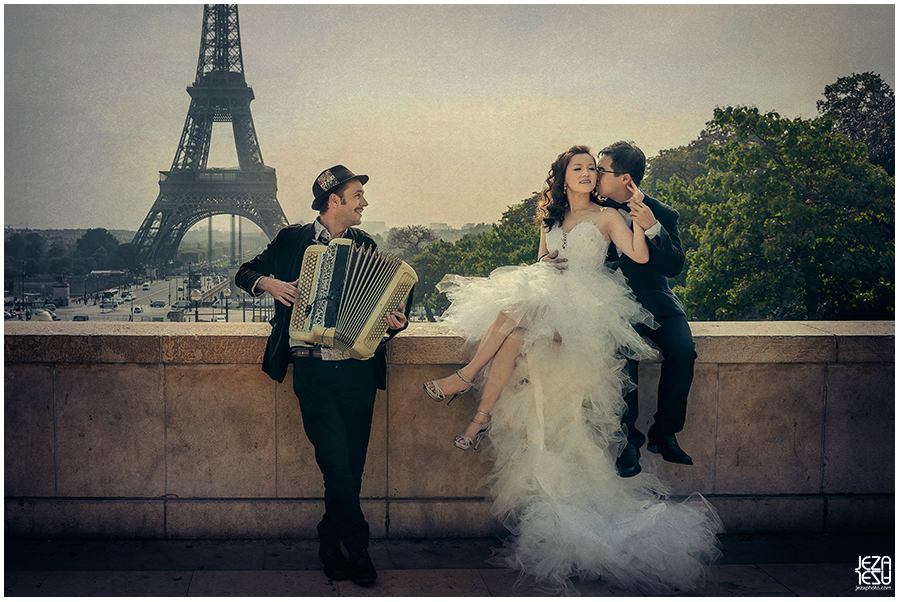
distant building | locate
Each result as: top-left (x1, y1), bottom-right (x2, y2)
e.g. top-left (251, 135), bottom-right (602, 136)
top-left (365, 221), bottom-right (387, 236)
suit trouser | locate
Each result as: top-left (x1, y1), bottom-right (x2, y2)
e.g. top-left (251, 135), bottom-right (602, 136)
top-left (622, 314), bottom-right (696, 447)
top-left (292, 356), bottom-right (378, 552)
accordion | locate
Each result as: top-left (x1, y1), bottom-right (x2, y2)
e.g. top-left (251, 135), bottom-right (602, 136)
top-left (288, 238), bottom-right (418, 359)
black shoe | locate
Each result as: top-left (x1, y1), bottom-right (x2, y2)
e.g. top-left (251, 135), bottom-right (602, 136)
top-left (647, 434), bottom-right (693, 465)
top-left (347, 548), bottom-right (378, 584)
top-left (319, 545), bottom-right (350, 581)
top-left (615, 442), bottom-right (642, 478)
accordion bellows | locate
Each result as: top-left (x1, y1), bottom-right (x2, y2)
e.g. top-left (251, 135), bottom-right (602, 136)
top-left (289, 238), bottom-right (417, 359)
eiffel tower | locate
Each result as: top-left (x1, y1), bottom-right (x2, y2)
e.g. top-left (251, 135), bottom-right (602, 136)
top-left (133, 4), bottom-right (288, 266)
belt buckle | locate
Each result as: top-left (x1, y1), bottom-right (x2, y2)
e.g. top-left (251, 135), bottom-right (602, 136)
top-left (292, 347), bottom-right (321, 359)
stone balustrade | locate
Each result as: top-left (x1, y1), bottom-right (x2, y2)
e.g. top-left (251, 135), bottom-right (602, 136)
top-left (4, 321), bottom-right (894, 539)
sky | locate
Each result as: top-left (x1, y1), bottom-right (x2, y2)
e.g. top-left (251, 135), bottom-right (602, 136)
top-left (4, 4), bottom-right (895, 234)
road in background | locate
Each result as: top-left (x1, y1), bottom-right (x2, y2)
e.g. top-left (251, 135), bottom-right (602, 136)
top-left (44, 270), bottom-right (274, 323)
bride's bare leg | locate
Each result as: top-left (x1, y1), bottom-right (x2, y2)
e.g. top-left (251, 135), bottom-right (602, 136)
top-left (457, 330), bottom-right (524, 441)
top-left (427, 312), bottom-right (519, 397)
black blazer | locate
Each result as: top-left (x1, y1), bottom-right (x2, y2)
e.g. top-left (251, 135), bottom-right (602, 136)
top-left (606, 194), bottom-right (687, 318)
top-left (235, 223), bottom-right (411, 388)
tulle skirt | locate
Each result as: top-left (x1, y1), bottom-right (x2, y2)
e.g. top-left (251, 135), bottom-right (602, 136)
top-left (437, 261), bottom-right (723, 594)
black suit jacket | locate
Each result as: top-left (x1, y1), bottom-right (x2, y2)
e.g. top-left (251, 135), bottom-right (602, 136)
top-left (234, 223), bottom-right (411, 388)
top-left (607, 193), bottom-right (687, 318)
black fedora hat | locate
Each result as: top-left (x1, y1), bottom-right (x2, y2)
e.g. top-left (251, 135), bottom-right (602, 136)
top-left (311, 165), bottom-right (369, 210)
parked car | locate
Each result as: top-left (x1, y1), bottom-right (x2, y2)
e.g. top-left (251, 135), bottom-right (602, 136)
top-left (150, 300), bottom-right (166, 308)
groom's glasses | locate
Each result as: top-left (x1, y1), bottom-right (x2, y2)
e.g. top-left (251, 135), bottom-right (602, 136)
top-left (597, 168), bottom-right (627, 177)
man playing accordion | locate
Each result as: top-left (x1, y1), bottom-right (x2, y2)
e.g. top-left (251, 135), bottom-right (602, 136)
top-left (236, 165), bottom-right (411, 585)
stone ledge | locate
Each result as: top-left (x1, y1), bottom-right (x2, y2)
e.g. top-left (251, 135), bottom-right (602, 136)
top-left (5, 321), bottom-right (893, 365)
top-left (4, 321), bottom-right (893, 537)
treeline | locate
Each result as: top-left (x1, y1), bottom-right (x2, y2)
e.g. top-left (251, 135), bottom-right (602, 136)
top-left (400, 72), bottom-right (894, 321)
top-left (5, 228), bottom-right (138, 280)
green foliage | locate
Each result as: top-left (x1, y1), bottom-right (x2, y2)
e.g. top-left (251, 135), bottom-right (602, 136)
top-left (5, 231), bottom-right (59, 278)
top-left (643, 127), bottom-right (733, 197)
top-left (4, 228), bottom-right (138, 279)
top-left (676, 106), bottom-right (894, 320)
top-left (76, 228), bottom-right (120, 259)
top-left (384, 225), bottom-right (438, 262)
top-left (817, 72), bottom-right (894, 176)
top-left (411, 194), bottom-right (541, 316)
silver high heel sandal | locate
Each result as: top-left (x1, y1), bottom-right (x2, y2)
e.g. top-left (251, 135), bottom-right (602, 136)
top-left (454, 411), bottom-right (491, 450)
top-left (423, 370), bottom-right (474, 405)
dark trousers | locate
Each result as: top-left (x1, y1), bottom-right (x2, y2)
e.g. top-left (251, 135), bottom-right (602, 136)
top-left (292, 356), bottom-right (378, 552)
top-left (623, 314), bottom-right (696, 447)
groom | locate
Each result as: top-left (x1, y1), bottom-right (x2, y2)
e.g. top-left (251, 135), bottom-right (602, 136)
top-left (595, 141), bottom-right (696, 478)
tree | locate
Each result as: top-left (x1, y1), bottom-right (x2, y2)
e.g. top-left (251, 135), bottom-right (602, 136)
top-left (381, 225), bottom-right (439, 319)
top-left (386, 225), bottom-right (438, 262)
top-left (411, 236), bottom-right (480, 319)
top-left (5, 232), bottom-right (28, 260)
top-left (498, 193), bottom-right (541, 230)
top-left (411, 194), bottom-right (541, 319)
top-left (675, 106), bottom-right (894, 320)
top-left (75, 228), bottom-right (119, 260)
top-left (817, 72), bottom-right (895, 176)
top-left (22, 232), bottom-right (48, 265)
top-left (115, 242), bottom-right (139, 272)
top-left (5, 231), bottom-right (50, 276)
top-left (643, 127), bottom-right (733, 197)
top-left (46, 240), bottom-right (74, 276)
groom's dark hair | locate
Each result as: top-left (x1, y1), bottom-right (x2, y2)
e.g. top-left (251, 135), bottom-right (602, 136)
top-left (599, 141), bottom-right (646, 186)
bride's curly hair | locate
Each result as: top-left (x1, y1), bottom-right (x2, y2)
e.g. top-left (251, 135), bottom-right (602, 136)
top-left (536, 145), bottom-right (599, 231)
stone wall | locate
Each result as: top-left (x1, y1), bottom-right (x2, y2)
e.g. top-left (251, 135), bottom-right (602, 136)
top-left (4, 321), bottom-right (894, 539)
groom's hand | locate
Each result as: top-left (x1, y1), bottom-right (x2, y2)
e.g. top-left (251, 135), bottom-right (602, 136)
top-left (625, 183), bottom-right (657, 231)
top-left (542, 250), bottom-right (568, 271)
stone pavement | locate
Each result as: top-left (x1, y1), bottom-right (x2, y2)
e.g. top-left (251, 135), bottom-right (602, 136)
top-left (4, 533), bottom-right (894, 596)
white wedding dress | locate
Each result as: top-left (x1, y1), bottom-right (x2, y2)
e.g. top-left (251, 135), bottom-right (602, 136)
top-left (437, 220), bottom-right (723, 594)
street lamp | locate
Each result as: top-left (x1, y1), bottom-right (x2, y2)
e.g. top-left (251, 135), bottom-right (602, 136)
top-left (190, 289), bottom-right (202, 322)
top-left (222, 287), bottom-right (231, 322)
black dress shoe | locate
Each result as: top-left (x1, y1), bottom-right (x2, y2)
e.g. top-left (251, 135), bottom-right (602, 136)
top-left (319, 545), bottom-right (349, 581)
top-left (647, 435), bottom-right (693, 465)
top-left (348, 548), bottom-right (378, 584)
top-left (615, 442), bottom-right (642, 478)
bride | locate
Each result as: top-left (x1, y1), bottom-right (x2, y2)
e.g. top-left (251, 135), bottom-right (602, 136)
top-left (423, 146), bottom-right (722, 594)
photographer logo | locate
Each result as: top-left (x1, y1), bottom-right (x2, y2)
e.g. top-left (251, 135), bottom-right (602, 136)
top-left (856, 556), bottom-right (892, 592)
